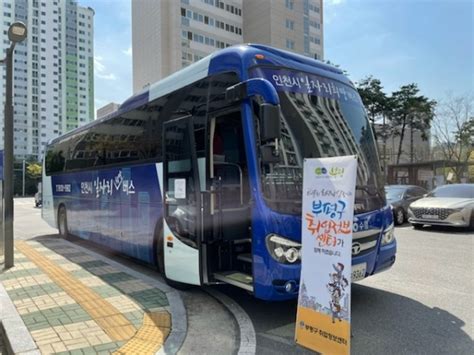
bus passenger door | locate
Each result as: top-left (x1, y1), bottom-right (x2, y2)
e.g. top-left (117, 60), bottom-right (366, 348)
top-left (163, 116), bottom-right (202, 285)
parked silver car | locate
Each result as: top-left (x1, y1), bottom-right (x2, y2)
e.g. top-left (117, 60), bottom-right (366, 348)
top-left (407, 184), bottom-right (474, 230)
top-left (385, 185), bottom-right (427, 225)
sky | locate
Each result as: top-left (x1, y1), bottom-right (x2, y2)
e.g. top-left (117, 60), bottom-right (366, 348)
top-left (80, 0), bottom-right (473, 114)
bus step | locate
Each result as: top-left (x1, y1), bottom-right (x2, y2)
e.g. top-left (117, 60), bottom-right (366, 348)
top-left (237, 253), bottom-right (252, 263)
top-left (214, 271), bottom-right (253, 292)
top-left (233, 238), bottom-right (251, 245)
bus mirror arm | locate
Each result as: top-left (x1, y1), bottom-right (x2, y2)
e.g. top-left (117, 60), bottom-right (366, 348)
top-left (225, 78), bottom-right (279, 106)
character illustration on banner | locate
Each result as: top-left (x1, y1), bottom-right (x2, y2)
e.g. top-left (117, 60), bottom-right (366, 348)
top-left (327, 263), bottom-right (349, 323)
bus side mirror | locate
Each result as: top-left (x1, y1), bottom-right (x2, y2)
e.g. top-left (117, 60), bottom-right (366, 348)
top-left (260, 103), bottom-right (281, 142)
top-left (260, 145), bottom-right (280, 163)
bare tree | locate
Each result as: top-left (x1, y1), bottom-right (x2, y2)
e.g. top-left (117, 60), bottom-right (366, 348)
top-left (432, 94), bottom-right (474, 181)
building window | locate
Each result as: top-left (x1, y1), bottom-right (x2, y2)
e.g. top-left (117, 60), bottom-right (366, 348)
top-left (286, 19), bottom-right (294, 30)
top-left (285, 0), bottom-right (294, 10)
top-left (286, 39), bottom-right (295, 50)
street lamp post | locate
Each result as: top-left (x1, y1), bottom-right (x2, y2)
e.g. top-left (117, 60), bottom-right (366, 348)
top-left (1, 22), bottom-right (27, 268)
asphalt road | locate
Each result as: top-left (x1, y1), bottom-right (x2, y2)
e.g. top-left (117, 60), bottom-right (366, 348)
top-left (8, 198), bottom-right (474, 354)
top-left (216, 223), bottom-right (474, 354)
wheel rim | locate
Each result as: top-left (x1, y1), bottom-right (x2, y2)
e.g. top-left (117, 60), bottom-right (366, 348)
top-left (396, 210), bottom-right (404, 224)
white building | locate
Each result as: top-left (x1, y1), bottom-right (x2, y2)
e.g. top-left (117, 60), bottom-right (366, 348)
top-left (0, 0), bottom-right (94, 160)
top-left (132, 0), bottom-right (323, 93)
top-left (374, 123), bottom-right (431, 165)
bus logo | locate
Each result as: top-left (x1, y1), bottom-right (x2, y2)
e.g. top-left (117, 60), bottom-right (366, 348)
top-left (352, 242), bottom-right (362, 255)
top-left (314, 166), bottom-right (345, 178)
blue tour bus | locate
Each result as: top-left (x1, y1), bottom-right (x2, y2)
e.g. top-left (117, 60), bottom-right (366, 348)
top-left (42, 44), bottom-right (396, 301)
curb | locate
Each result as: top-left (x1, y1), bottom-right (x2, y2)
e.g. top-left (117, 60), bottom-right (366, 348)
top-left (59, 238), bottom-right (187, 355)
top-left (0, 280), bottom-right (41, 355)
top-left (205, 288), bottom-right (256, 355)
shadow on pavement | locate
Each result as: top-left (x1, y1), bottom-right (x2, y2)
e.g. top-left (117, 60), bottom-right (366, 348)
top-left (418, 225), bottom-right (473, 234)
top-left (351, 283), bottom-right (472, 354)
top-left (216, 283), bottom-right (472, 355)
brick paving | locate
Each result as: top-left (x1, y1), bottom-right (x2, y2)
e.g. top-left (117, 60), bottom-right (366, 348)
top-left (0, 239), bottom-right (171, 354)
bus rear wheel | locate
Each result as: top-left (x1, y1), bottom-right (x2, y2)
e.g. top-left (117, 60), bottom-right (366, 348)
top-left (58, 206), bottom-right (69, 238)
top-left (155, 224), bottom-right (191, 291)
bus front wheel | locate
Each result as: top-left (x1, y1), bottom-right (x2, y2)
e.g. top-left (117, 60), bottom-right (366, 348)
top-left (58, 206), bottom-right (69, 238)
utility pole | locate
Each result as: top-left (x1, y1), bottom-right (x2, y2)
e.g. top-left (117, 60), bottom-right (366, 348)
top-left (382, 112), bottom-right (388, 183)
top-left (1, 22), bottom-right (28, 269)
top-left (410, 114), bottom-right (414, 163)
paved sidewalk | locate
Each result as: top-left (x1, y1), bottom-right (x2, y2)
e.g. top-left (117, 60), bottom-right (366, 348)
top-left (0, 238), bottom-right (177, 354)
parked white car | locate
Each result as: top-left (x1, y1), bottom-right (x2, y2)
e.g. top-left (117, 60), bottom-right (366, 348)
top-left (407, 184), bottom-right (474, 230)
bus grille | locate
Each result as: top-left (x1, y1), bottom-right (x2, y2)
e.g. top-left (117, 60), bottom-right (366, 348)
top-left (352, 231), bottom-right (379, 257)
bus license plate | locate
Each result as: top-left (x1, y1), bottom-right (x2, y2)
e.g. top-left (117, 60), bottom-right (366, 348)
top-left (352, 263), bottom-right (366, 282)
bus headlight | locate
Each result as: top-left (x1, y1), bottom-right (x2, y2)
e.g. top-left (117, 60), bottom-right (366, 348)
top-left (381, 223), bottom-right (395, 245)
top-left (266, 234), bottom-right (301, 264)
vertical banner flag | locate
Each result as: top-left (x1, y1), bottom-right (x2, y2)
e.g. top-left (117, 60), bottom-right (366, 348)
top-left (295, 155), bottom-right (357, 354)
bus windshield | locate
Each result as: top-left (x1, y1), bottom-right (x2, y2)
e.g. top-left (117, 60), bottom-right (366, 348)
top-left (250, 67), bottom-right (385, 215)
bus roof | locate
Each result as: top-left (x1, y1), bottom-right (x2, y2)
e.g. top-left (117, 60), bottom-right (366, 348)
top-left (49, 44), bottom-right (352, 146)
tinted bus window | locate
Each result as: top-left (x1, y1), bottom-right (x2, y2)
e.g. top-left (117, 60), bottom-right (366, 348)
top-left (46, 77), bottom-right (213, 175)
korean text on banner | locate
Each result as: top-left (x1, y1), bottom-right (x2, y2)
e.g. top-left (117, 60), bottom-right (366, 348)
top-left (295, 155), bottom-right (357, 354)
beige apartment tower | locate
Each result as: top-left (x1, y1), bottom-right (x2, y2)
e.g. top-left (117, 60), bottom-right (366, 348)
top-left (243, 0), bottom-right (323, 60)
top-left (132, 0), bottom-right (323, 93)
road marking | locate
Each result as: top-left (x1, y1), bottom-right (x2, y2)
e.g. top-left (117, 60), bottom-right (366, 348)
top-left (16, 241), bottom-right (136, 341)
top-left (113, 311), bottom-right (171, 354)
top-left (205, 288), bottom-right (256, 355)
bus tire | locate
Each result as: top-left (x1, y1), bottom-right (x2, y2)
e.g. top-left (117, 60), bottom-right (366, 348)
top-left (155, 223), bottom-right (191, 291)
top-left (58, 205), bottom-right (69, 238)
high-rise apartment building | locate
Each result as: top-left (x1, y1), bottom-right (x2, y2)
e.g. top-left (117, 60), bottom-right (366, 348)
top-left (0, 0), bottom-right (94, 160)
top-left (132, 0), bottom-right (323, 93)
top-left (243, 0), bottom-right (323, 60)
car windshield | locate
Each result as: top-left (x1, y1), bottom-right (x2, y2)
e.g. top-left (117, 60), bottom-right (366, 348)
top-left (385, 187), bottom-right (406, 200)
top-left (249, 66), bottom-right (385, 215)
top-left (428, 185), bottom-right (474, 198)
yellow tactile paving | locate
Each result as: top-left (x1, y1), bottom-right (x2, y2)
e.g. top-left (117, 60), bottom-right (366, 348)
top-left (16, 241), bottom-right (137, 341)
top-left (113, 311), bottom-right (171, 355)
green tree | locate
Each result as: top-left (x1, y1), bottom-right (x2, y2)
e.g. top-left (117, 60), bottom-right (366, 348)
top-left (27, 162), bottom-right (42, 181)
top-left (356, 76), bottom-right (390, 124)
top-left (13, 161), bottom-right (42, 196)
top-left (390, 84), bottom-right (436, 164)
